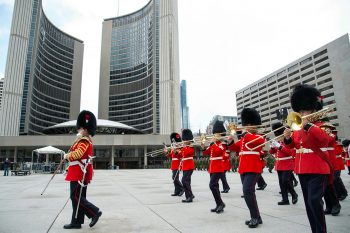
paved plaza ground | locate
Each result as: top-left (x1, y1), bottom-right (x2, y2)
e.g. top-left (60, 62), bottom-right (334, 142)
top-left (0, 169), bottom-right (349, 233)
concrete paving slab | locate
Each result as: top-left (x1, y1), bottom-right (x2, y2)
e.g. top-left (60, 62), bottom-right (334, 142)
top-left (0, 169), bottom-right (349, 233)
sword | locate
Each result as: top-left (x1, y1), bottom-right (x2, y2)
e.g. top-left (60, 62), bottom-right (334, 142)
top-left (75, 156), bottom-right (94, 219)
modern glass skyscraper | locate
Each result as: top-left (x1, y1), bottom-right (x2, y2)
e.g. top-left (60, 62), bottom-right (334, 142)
top-left (98, 0), bottom-right (180, 134)
top-left (0, 0), bottom-right (83, 136)
top-left (180, 80), bottom-right (189, 129)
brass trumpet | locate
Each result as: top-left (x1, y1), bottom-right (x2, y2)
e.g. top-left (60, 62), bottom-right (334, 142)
top-left (145, 142), bottom-right (184, 157)
top-left (245, 107), bottom-right (333, 151)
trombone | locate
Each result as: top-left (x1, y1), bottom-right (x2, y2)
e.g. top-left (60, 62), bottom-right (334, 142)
top-left (245, 107), bottom-right (333, 151)
top-left (145, 141), bottom-right (184, 157)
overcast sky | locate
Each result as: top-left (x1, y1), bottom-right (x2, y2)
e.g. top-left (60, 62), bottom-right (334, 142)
top-left (1, 0), bottom-right (350, 132)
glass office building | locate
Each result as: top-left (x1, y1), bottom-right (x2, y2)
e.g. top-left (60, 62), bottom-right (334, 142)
top-left (0, 0), bottom-right (83, 135)
top-left (180, 80), bottom-right (189, 129)
top-left (99, 0), bottom-right (180, 134)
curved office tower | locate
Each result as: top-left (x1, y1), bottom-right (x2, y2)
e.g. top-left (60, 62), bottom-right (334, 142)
top-left (99, 0), bottom-right (180, 134)
top-left (0, 0), bottom-right (83, 135)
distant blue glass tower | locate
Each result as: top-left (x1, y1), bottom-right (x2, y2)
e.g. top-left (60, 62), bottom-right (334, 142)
top-left (180, 80), bottom-right (189, 129)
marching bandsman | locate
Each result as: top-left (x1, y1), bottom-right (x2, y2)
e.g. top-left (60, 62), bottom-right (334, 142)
top-left (165, 133), bottom-right (184, 197)
top-left (283, 84), bottom-right (332, 233)
top-left (227, 108), bottom-right (265, 228)
top-left (180, 129), bottom-right (195, 203)
top-left (269, 122), bottom-right (298, 205)
top-left (201, 121), bottom-right (227, 214)
top-left (334, 137), bottom-right (348, 201)
top-left (63, 110), bottom-right (102, 229)
top-left (220, 145), bottom-right (231, 193)
top-left (320, 123), bottom-right (341, 216)
top-left (342, 139), bottom-right (350, 175)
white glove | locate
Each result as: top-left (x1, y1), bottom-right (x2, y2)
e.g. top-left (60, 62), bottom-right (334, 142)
top-left (64, 154), bottom-right (69, 160)
top-left (271, 140), bottom-right (281, 148)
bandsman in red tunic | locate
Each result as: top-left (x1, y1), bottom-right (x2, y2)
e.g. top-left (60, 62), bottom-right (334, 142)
top-left (333, 138), bottom-right (348, 200)
top-left (269, 122), bottom-right (298, 205)
top-left (320, 123), bottom-right (342, 215)
top-left (180, 129), bottom-right (195, 203)
top-left (201, 121), bottom-right (227, 214)
top-left (283, 84), bottom-right (332, 233)
top-left (227, 108), bottom-right (265, 228)
top-left (63, 110), bottom-right (102, 229)
top-left (342, 139), bottom-right (350, 175)
top-left (165, 133), bottom-right (184, 197)
top-left (220, 145), bottom-right (231, 193)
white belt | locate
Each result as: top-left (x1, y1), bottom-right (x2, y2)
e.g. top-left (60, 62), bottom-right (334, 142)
top-left (276, 156), bottom-right (293, 161)
top-left (345, 158), bottom-right (350, 161)
top-left (210, 157), bottom-right (223, 160)
top-left (172, 158), bottom-right (179, 161)
top-left (182, 157), bottom-right (193, 161)
top-left (69, 159), bottom-right (88, 166)
top-left (296, 148), bottom-right (331, 153)
top-left (336, 155), bottom-right (342, 159)
top-left (239, 151), bottom-right (260, 155)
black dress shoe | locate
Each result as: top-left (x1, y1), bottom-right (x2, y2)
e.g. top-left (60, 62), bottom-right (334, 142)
top-left (241, 195), bottom-right (244, 198)
top-left (248, 218), bottom-right (259, 228)
top-left (171, 193), bottom-right (179, 196)
top-left (89, 211), bottom-right (102, 228)
top-left (278, 200), bottom-right (290, 205)
top-left (221, 188), bottom-right (230, 193)
top-left (210, 206), bottom-right (218, 212)
top-left (331, 204), bottom-right (341, 216)
top-left (292, 194), bottom-right (298, 204)
top-left (215, 203), bottom-right (225, 214)
top-left (178, 190), bottom-right (184, 197)
top-left (256, 184), bottom-right (267, 190)
top-left (324, 208), bottom-right (331, 215)
top-left (63, 223), bottom-right (81, 229)
top-left (245, 216), bottom-right (262, 225)
top-left (182, 197), bottom-right (193, 203)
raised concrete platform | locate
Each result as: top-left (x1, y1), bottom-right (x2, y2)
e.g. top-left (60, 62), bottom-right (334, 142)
top-left (0, 169), bottom-right (349, 233)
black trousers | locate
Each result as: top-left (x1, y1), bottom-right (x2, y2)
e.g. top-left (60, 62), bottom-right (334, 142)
top-left (172, 170), bottom-right (184, 194)
top-left (299, 174), bottom-right (327, 233)
top-left (70, 181), bottom-right (99, 225)
top-left (241, 173), bottom-right (260, 219)
top-left (256, 174), bottom-right (266, 188)
top-left (209, 173), bottom-right (224, 206)
top-left (182, 170), bottom-right (194, 198)
top-left (220, 171), bottom-right (230, 190)
top-left (333, 170), bottom-right (347, 197)
top-left (291, 172), bottom-right (298, 184)
top-left (278, 170), bottom-right (297, 201)
top-left (324, 182), bottom-right (339, 210)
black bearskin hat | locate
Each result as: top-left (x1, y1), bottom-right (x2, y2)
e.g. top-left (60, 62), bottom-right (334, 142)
top-left (342, 139), bottom-right (350, 147)
top-left (182, 129), bottom-right (193, 141)
top-left (291, 84), bottom-right (323, 112)
top-left (272, 122), bottom-right (284, 137)
top-left (212, 121), bottom-right (226, 134)
top-left (170, 132), bottom-right (182, 143)
top-left (76, 110), bottom-right (97, 137)
top-left (241, 108), bottom-right (261, 126)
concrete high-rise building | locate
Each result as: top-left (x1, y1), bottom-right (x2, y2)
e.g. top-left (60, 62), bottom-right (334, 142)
top-left (0, 78), bottom-right (4, 110)
top-left (236, 34), bottom-right (350, 139)
top-left (180, 80), bottom-right (189, 129)
top-left (98, 0), bottom-right (181, 134)
top-left (0, 0), bottom-right (84, 136)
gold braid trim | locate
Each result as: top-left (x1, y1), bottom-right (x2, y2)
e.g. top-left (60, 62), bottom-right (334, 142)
top-left (67, 137), bottom-right (91, 162)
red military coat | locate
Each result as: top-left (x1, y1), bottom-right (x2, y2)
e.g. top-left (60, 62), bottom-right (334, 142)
top-left (166, 149), bottom-right (182, 170)
top-left (269, 142), bottom-right (295, 171)
top-left (180, 146), bottom-right (195, 171)
top-left (285, 121), bottom-right (331, 174)
top-left (334, 144), bottom-right (345, 171)
top-left (228, 132), bottom-right (265, 174)
top-left (223, 151), bottom-right (232, 171)
top-left (202, 141), bottom-right (225, 173)
top-left (326, 134), bottom-right (337, 169)
top-left (65, 136), bottom-right (94, 183)
top-left (345, 148), bottom-right (350, 167)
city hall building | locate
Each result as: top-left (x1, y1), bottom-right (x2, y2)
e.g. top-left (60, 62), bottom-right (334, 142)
top-left (236, 34), bottom-right (350, 140)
